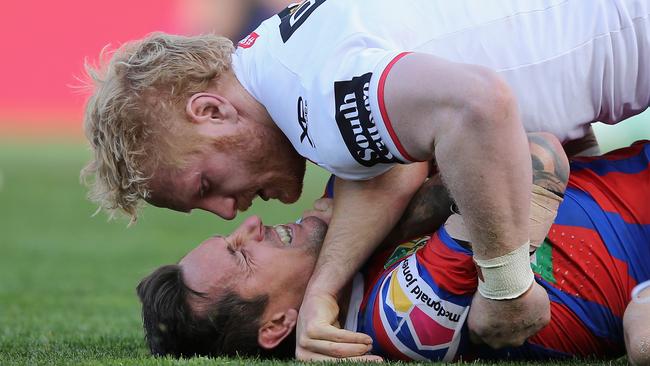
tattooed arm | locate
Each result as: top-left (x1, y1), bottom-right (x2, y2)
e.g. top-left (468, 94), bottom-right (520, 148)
top-left (528, 132), bottom-right (570, 196)
top-left (384, 132), bottom-right (570, 246)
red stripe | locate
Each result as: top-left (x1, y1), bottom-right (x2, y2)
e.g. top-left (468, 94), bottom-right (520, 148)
top-left (547, 224), bottom-right (631, 317)
top-left (529, 301), bottom-right (622, 357)
top-left (568, 168), bottom-right (650, 224)
top-left (570, 140), bottom-right (648, 163)
top-left (377, 52), bottom-right (420, 162)
top-left (417, 234), bottom-right (477, 296)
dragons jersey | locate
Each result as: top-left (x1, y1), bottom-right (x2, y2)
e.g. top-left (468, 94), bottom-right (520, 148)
top-left (341, 141), bottom-right (650, 361)
top-left (233, 0), bottom-right (650, 180)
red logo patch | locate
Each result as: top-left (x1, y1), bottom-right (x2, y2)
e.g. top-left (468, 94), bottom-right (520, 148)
top-left (237, 32), bottom-right (259, 49)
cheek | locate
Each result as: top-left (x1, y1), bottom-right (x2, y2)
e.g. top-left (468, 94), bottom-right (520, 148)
top-left (284, 252), bottom-right (317, 278)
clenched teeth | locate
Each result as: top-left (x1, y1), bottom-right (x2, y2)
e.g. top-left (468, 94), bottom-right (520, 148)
top-left (273, 225), bottom-right (293, 246)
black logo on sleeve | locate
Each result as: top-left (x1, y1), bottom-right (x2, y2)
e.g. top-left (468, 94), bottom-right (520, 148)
top-left (278, 0), bottom-right (326, 43)
top-left (297, 97), bottom-right (314, 147)
top-left (334, 73), bottom-right (399, 167)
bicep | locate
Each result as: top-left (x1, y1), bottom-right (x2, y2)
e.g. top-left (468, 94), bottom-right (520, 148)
top-left (381, 52), bottom-right (513, 160)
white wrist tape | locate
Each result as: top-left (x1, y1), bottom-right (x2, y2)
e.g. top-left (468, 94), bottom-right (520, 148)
top-left (632, 280), bottom-right (650, 304)
top-left (474, 241), bottom-right (534, 300)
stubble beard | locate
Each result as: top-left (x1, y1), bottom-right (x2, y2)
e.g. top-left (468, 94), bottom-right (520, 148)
top-left (241, 123), bottom-right (306, 204)
top-left (301, 216), bottom-right (328, 257)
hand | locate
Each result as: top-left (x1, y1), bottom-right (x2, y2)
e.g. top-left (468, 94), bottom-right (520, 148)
top-left (301, 198), bottom-right (334, 225)
top-left (295, 291), bottom-right (383, 361)
top-left (467, 282), bottom-right (550, 348)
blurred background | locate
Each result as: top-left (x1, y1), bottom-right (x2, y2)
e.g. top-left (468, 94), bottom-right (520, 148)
top-left (0, 1), bottom-right (648, 364)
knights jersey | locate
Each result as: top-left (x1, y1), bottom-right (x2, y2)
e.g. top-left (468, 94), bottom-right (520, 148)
top-left (342, 141), bottom-right (650, 361)
top-left (233, 0), bottom-right (650, 180)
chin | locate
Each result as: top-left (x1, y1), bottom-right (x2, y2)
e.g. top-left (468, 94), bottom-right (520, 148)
top-left (280, 189), bottom-right (302, 204)
top-left (278, 177), bottom-right (305, 204)
top-left (300, 216), bottom-right (328, 255)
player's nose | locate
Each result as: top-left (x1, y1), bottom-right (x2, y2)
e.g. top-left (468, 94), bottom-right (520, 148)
top-left (238, 215), bottom-right (264, 240)
top-left (203, 196), bottom-right (237, 220)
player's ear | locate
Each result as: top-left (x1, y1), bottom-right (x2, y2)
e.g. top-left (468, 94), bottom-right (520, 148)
top-left (186, 93), bottom-right (237, 125)
top-left (257, 309), bottom-right (298, 349)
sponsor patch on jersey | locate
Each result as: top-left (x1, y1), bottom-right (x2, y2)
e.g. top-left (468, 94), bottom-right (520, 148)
top-left (376, 254), bottom-right (469, 360)
top-left (237, 32), bottom-right (259, 49)
top-left (384, 236), bottom-right (430, 269)
top-left (278, 0), bottom-right (326, 43)
top-left (334, 73), bottom-right (399, 167)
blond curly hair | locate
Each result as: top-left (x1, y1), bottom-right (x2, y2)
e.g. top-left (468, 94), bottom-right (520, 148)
top-left (81, 32), bottom-right (235, 223)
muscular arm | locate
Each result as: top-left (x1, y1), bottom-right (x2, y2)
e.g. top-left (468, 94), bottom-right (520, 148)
top-left (297, 52), bottom-right (547, 358)
top-left (384, 52), bottom-right (531, 260)
top-left (310, 162), bottom-right (428, 295)
top-left (295, 163), bottom-right (428, 361)
top-left (529, 132), bottom-right (569, 194)
top-left (384, 132), bottom-right (569, 246)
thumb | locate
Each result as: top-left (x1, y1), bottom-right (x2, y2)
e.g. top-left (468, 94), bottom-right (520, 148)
top-left (313, 198), bottom-right (332, 211)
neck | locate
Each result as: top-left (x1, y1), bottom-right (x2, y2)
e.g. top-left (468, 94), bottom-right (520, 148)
top-left (218, 71), bottom-right (276, 129)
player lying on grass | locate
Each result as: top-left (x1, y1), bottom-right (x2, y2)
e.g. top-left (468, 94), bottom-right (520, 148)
top-left (137, 134), bottom-right (650, 364)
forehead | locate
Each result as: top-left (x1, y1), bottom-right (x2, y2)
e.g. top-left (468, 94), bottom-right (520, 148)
top-left (179, 236), bottom-right (237, 295)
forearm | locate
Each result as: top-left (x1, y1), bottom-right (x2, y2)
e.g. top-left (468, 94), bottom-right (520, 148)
top-left (306, 163), bottom-right (428, 296)
top-left (382, 53), bottom-right (531, 259)
top-left (435, 106), bottom-right (531, 259)
top-left (380, 52), bottom-right (549, 348)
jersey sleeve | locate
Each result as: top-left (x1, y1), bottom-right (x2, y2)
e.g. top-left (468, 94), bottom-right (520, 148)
top-left (331, 49), bottom-right (425, 165)
top-left (314, 47), bottom-right (423, 180)
top-left (366, 52), bottom-right (423, 164)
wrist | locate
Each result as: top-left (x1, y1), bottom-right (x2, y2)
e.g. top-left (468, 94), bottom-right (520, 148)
top-left (304, 275), bottom-right (342, 300)
top-left (474, 241), bottom-right (534, 300)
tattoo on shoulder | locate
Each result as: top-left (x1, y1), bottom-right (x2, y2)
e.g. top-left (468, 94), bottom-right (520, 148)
top-left (528, 134), bottom-right (569, 197)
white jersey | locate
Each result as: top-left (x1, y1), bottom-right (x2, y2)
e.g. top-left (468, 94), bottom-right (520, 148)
top-left (232, 0), bottom-right (650, 180)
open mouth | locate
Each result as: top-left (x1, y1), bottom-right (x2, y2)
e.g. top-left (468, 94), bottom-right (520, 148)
top-left (273, 224), bottom-right (293, 246)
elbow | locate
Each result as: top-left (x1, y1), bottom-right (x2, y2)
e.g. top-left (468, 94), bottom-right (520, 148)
top-left (462, 68), bottom-right (519, 132)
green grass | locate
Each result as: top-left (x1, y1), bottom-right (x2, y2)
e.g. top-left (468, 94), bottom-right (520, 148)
top-left (1, 112), bottom-right (649, 365)
top-left (0, 141), bottom-right (330, 365)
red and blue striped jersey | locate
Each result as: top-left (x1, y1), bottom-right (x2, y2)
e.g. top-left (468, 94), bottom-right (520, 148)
top-left (343, 140), bottom-right (650, 361)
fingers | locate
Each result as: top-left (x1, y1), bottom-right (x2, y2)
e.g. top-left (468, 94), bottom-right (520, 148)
top-left (296, 292), bottom-right (375, 360)
top-left (297, 323), bottom-right (375, 359)
top-left (296, 348), bottom-right (384, 362)
top-left (475, 331), bottom-right (528, 349)
top-left (315, 324), bottom-right (373, 344)
top-left (297, 339), bottom-right (372, 359)
top-left (300, 323), bottom-right (373, 346)
top-left (302, 198), bottom-right (334, 224)
top-left (467, 283), bottom-right (550, 349)
top-left (313, 198), bottom-right (332, 211)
